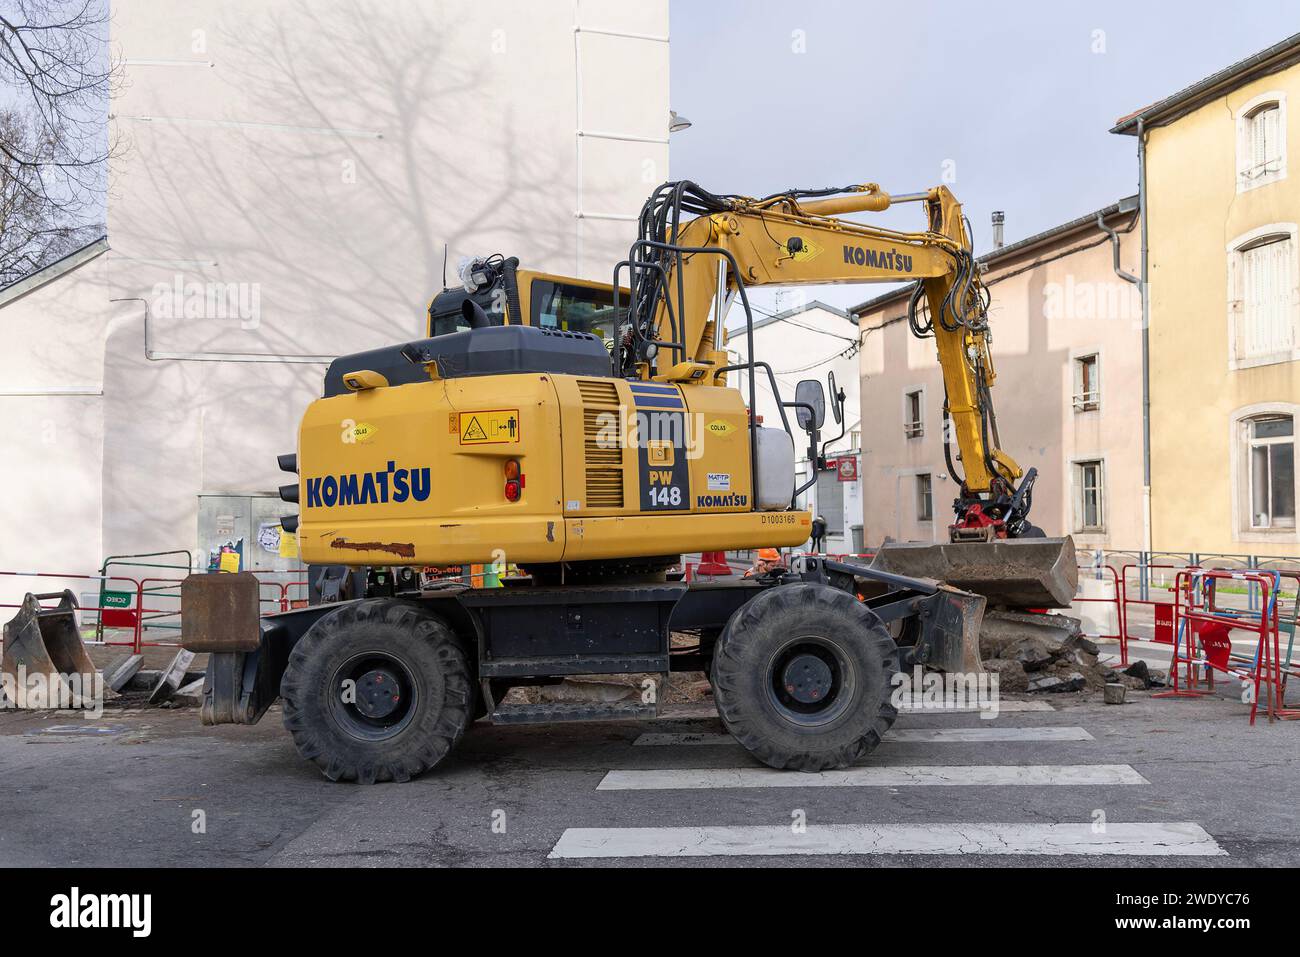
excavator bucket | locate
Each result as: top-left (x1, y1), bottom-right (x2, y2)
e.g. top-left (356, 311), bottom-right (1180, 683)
top-left (870, 537), bottom-right (1078, 609)
top-left (1, 591), bottom-right (99, 708)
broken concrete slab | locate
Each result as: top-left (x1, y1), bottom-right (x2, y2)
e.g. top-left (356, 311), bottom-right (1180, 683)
top-left (1005, 636), bottom-right (1056, 671)
top-left (101, 654), bottom-right (144, 693)
top-left (149, 648), bottom-right (196, 705)
top-left (979, 609), bottom-right (1082, 659)
top-left (172, 678), bottom-right (205, 708)
top-left (1028, 672), bottom-right (1086, 693)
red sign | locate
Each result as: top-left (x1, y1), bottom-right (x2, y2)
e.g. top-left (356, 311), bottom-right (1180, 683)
top-left (836, 456), bottom-right (858, 482)
top-left (1153, 602), bottom-right (1174, 644)
top-left (1196, 621), bottom-right (1233, 672)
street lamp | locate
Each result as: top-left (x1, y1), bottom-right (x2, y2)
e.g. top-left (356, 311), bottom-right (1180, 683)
top-left (669, 110), bottom-right (692, 133)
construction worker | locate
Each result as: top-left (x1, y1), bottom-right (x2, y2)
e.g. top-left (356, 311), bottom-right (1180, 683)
top-left (744, 547), bottom-right (786, 579)
top-left (810, 514), bottom-right (827, 554)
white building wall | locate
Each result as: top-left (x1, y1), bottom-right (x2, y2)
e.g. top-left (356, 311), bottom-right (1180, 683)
top-left (728, 302), bottom-right (864, 552)
top-left (0, 0), bottom-right (669, 595)
top-left (0, 246), bottom-right (111, 592)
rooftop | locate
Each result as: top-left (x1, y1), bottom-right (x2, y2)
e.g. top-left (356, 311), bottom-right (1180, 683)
top-left (1111, 32), bottom-right (1300, 134)
top-left (0, 236), bottom-right (109, 307)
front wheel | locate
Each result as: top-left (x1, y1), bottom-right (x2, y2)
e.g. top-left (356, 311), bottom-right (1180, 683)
top-left (280, 599), bottom-right (473, 783)
top-left (712, 583), bottom-right (899, 771)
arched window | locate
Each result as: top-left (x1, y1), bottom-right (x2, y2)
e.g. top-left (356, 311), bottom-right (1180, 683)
top-left (1248, 105), bottom-right (1282, 173)
top-left (1236, 93), bottom-right (1287, 192)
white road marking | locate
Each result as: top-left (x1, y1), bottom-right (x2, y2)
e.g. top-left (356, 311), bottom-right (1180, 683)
top-left (900, 700), bottom-right (1054, 713)
top-left (548, 822), bottom-right (1225, 859)
top-left (597, 764), bottom-right (1147, 790)
top-left (633, 726), bottom-right (1093, 747)
top-left (655, 700), bottom-right (1054, 721)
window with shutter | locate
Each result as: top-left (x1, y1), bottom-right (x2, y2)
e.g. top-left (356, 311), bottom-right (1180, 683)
top-left (1236, 95), bottom-right (1287, 192)
top-left (903, 389), bottom-right (924, 438)
top-left (1250, 108), bottom-right (1280, 173)
top-left (1229, 227), bottom-right (1298, 368)
top-left (1239, 237), bottom-right (1295, 360)
top-left (1073, 354), bottom-right (1100, 411)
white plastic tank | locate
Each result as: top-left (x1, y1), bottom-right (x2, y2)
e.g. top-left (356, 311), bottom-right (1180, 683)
top-left (754, 427), bottom-right (795, 511)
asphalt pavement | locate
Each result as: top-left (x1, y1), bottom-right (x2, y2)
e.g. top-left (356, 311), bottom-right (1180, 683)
top-left (0, 689), bottom-right (1295, 867)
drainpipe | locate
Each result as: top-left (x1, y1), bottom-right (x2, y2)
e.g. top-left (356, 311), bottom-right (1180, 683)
top-left (1138, 118), bottom-right (1152, 557)
top-left (1097, 125), bottom-right (1151, 556)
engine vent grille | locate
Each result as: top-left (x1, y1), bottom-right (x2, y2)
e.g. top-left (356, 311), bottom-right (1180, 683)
top-left (577, 379), bottom-right (620, 406)
top-left (579, 380), bottom-right (623, 508)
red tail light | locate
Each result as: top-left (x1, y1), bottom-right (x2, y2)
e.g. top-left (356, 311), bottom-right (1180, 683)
top-left (504, 460), bottom-right (522, 502)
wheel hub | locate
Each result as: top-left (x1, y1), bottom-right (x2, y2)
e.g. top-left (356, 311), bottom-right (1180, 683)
top-left (765, 636), bottom-right (856, 727)
top-left (354, 667), bottom-right (403, 719)
top-left (783, 653), bottom-right (833, 704)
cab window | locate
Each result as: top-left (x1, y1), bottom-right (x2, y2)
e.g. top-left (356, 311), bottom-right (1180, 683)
top-left (530, 280), bottom-right (627, 342)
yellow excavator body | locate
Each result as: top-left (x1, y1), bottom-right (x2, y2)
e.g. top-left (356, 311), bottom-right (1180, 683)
top-left (294, 369), bottom-right (810, 568)
top-left (284, 180), bottom-right (1073, 608)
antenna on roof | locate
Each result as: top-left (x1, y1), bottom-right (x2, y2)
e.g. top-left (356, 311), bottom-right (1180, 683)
top-left (442, 243), bottom-right (449, 290)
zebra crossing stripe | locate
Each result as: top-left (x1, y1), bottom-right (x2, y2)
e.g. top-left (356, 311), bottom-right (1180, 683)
top-left (633, 727), bottom-right (1094, 746)
top-left (596, 764), bottom-right (1148, 790)
top-left (548, 822), bottom-right (1224, 859)
top-left (655, 699), bottom-right (1054, 721)
top-left (900, 700), bottom-right (1054, 713)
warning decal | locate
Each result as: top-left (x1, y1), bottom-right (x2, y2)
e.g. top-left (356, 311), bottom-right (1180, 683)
top-left (458, 409), bottom-right (521, 445)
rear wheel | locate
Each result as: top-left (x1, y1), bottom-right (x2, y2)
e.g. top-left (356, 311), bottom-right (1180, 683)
top-left (712, 583), bottom-right (899, 771)
top-left (281, 599), bottom-right (472, 783)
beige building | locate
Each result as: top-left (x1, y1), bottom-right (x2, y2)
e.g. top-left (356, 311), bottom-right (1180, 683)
top-left (855, 199), bottom-right (1143, 550)
top-left (1112, 34), bottom-right (1300, 560)
top-left (1, 0), bottom-right (669, 594)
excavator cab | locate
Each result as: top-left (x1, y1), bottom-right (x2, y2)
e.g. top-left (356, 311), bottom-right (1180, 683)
top-left (427, 255), bottom-right (628, 346)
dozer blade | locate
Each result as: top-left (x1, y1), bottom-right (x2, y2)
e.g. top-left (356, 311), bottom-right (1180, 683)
top-left (870, 537), bottom-right (1078, 609)
top-left (2, 590), bottom-right (99, 708)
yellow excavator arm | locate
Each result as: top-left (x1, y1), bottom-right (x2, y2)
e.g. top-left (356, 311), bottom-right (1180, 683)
top-left (619, 181), bottom-right (1032, 535)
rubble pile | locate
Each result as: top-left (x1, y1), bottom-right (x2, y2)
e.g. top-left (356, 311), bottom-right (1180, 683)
top-left (978, 610), bottom-right (1164, 694)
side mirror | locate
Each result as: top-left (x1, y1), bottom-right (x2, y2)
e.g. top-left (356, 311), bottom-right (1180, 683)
top-left (794, 379), bottom-right (826, 431)
top-left (828, 371), bottom-right (843, 425)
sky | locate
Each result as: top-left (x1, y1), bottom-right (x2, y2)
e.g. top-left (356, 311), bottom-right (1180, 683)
top-left (669, 0), bottom-right (1300, 315)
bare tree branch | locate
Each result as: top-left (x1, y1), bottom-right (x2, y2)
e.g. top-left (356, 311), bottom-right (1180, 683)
top-left (0, 0), bottom-right (115, 283)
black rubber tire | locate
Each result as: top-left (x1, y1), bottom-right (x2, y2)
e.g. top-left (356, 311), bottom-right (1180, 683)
top-left (712, 583), bottom-right (900, 771)
top-left (281, 599), bottom-right (472, 783)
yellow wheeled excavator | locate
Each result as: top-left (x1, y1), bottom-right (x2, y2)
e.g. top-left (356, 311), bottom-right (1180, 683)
top-left (182, 180), bottom-right (1075, 783)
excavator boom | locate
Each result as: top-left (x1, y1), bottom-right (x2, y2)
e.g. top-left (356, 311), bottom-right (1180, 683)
top-left (621, 180), bottom-right (1074, 606)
